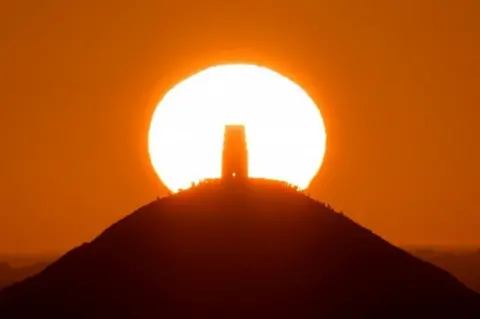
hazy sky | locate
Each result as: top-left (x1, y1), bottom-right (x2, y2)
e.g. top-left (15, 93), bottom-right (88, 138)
top-left (0, 0), bottom-right (479, 253)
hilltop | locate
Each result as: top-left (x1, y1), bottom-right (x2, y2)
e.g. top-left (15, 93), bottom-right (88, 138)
top-left (0, 178), bottom-right (479, 318)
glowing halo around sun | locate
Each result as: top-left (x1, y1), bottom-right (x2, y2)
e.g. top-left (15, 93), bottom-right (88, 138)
top-left (148, 64), bottom-right (326, 193)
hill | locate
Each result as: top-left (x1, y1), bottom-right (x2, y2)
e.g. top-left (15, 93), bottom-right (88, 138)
top-left (0, 179), bottom-right (479, 318)
top-left (4, 248), bottom-right (480, 296)
top-left (410, 247), bottom-right (480, 293)
top-left (0, 261), bottom-right (50, 291)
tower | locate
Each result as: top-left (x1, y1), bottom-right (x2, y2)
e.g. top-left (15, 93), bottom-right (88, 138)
top-left (222, 125), bottom-right (248, 179)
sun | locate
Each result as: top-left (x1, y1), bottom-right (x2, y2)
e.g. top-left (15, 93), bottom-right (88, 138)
top-left (148, 64), bottom-right (326, 193)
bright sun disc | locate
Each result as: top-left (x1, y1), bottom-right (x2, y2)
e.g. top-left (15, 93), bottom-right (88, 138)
top-left (148, 64), bottom-right (326, 192)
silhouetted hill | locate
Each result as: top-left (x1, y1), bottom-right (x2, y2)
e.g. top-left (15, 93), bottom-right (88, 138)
top-left (410, 248), bottom-right (480, 293)
top-left (0, 261), bottom-right (50, 291)
top-left (4, 248), bottom-right (480, 296)
top-left (0, 179), bottom-right (479, 318)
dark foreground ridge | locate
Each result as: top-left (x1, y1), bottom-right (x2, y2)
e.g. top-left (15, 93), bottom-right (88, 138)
top-left (0, 179), bottom-right (479, 318)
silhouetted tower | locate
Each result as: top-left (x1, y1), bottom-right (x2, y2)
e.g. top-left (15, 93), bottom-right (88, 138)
top-left (222, 125), bottom-right (248, 179)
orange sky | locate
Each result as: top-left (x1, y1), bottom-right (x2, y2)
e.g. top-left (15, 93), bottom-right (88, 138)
top-left (0, 0), bottom-right (479, 254)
